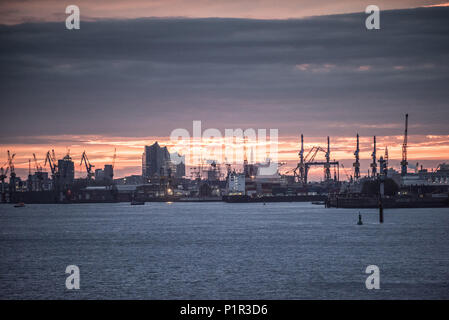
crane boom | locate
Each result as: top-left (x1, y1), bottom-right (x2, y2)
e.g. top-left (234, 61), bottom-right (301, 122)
top-left (33, 153), bottom-right (43, 172)
top-left (80, 151), bottom-right (95, 179)
top-left (44, 151), bottom-right (57, 174)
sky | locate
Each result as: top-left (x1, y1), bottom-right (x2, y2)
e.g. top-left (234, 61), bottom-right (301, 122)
top-left (0, 1), bottom-right (449, 179)
top-left (0, 1), bottom-right (448, 23)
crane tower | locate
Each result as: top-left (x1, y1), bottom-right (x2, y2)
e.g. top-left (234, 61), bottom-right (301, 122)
top-left (401, 114), bottom-right (409, 176)
top-left (353, 133), bottom-right (360, 180)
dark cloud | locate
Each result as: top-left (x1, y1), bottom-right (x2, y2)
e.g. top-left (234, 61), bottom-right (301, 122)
top-left (0, 7), bottom-right (449, 140)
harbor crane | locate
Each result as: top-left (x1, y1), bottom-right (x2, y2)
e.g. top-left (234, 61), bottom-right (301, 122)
top-left (324, 136), bottom-right (331, 181)
top-left (370, 136), bottom-right (377, 177)
top-left (293, 135), bottom-right (325, 183)
top-left (1, 159), bottom-right (10, 203)
top-left (80, 151), bottom-right (95, 180)
top-left (294, 136), bottom-right (339, 185)
top-left (44, 150), bottom-right (59, 190)
top-left (293, 134), bottom-right (306, 184)
top-left (305, 146), bottom-right (327, 163)
top-left (44, 150), bottom-right (58, 176)
top-left (305, 137), bottom-right (339, 184)
top-left (7, 150), bottom-right (16, 193)
top-left (33, 153), bottom-right (43, 172)
top-left (353, 134), bottom-right (361, 180)
top-left (401, 113), bottom-right (409, 176)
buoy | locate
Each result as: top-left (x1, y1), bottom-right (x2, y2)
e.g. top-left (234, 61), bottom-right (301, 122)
top-left (357, 213), bottom-right (363, 225)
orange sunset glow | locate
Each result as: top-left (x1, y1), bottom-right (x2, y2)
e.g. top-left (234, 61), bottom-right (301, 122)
top-left (1, 0), bottom-right (448, 24)
top-left (2, 133), bottom-right (449, 180)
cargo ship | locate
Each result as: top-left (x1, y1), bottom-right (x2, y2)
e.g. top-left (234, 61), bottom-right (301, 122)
top-left (223, 194), bottom-right (327, 203)
top-left (326, 194), bottom-right (449, 208)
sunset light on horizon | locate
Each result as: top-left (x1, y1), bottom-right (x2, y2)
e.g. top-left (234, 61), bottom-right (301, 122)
top-left (2, 132), bottom-right (449, 180)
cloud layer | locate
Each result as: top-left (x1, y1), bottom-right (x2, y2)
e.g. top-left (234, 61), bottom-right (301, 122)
top-left (0, 7), bottom-right (449, 178)
top-left (1, 7), bottom-right (449, 140)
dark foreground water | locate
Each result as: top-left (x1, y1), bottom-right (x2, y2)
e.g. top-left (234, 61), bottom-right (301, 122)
top-left (0, 202), bottom-right (448, 299)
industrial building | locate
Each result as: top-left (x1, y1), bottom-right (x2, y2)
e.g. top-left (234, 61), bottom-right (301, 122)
top-left (94, 164), bottom-right (114, 184)
top-left (57, 154), bottom-right (75, 189)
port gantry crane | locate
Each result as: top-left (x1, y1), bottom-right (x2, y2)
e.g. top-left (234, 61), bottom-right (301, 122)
top-left (44, 149), bottom-right (59, 190)
top-left (0, 157), bottom-right (11, 203)
top-left (7, 150), bottom-right (16, 193)
top-left (44, 150), bottom-right (57, 176)
top-left (370, 136), bottom-right (377, 177)
top-left (293, 134), bottom-right (306, 184)
top-left (293, 135), bottom-right (339, 185)
top-left (353, 134), bottom-right (361, 181)
top-left (80, 151), bottom-right (95, 180)
top-left (401, 113), bottom-right (409, 176)
top-left (324, 136), bottom-right (332, 181)
top-left (383, 147), bottom-right (388, 176)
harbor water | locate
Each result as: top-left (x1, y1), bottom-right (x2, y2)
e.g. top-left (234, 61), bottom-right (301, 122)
top-left (1, 202), bottom-right (448, 299)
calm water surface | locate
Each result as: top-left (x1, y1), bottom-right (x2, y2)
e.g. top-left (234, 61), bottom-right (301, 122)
top-left (1, 202), bottom-right (448, 299)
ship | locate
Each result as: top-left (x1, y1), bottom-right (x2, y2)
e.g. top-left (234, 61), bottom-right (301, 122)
top-left (223, 194), bottom-right (327, 203)
top-left (326, 194), bottom-right (449, 208)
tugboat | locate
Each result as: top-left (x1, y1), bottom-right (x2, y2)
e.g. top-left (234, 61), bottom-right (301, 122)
top-left (14, 202), bottom-right (25, 208)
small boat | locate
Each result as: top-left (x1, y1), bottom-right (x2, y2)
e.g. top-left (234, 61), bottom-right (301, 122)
top-left (131, 200), bottom-right (145, 205)
top-left (14, 202), bottom-right (25, 208)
